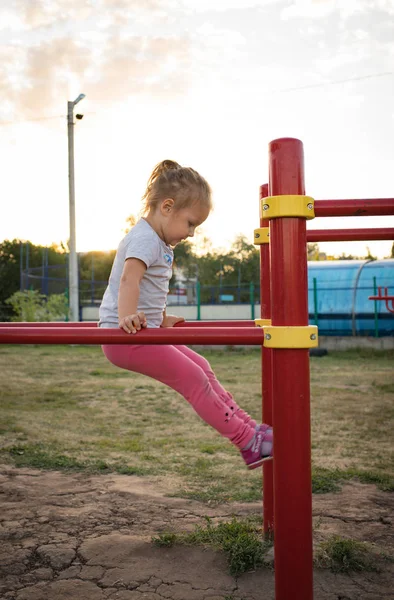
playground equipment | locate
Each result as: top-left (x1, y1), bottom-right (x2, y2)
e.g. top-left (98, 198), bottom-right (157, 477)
top-left (307, 260), bottom-right (394, 337)
top-left (1, 137), bottom-right (393, 600)
top-left (369, 286), bottom-right (394, 313)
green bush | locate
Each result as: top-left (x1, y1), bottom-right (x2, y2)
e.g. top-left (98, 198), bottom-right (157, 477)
top-left (6, 290), bottom-right (68, 322)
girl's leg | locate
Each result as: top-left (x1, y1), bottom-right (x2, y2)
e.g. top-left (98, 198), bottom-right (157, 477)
top-left (102, 344), bottom-right (255, 450)
top-left (175, 345), bottom-right (258, 429)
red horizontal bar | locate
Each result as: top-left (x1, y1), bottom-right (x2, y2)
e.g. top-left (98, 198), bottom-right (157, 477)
top-left (369, 296), bottom-right (394, 301)
top-left (0, 322), bottom-right (98, 327)
top-left (306, 227), bottom-right (394, 242)
top-left (139, 320), bottom-right (256, 327)
top-left (314, 198), bottom-right (394, 217)
top-left (0, 327), bottom-right (264, 346)
top-left (0, 320), bottom-right (255, 328)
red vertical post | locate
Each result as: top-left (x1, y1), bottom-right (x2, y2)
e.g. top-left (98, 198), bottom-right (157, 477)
top-left (259, 183), bottom-right (274, 537)
top-left (268, 138), bottom-right (314, 599)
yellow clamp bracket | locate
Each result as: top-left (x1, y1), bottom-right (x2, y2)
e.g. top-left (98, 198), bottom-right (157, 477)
top-left (255, 319), bottom-right (272, 327)
top-left (253, 227), bottom-right (270, 245)
top-left (262, 325), bottom-right (318, 348)
top-left (261, 195), bottom-right (315, 220)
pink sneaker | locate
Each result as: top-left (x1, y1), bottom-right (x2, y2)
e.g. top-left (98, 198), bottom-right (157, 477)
top-left (241, 424), bottom-right (273, 470)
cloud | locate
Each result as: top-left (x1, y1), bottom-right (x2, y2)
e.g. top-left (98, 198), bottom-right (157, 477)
top-left (281, 0), bottom-right (394, 20)
top-left (0, 0), bottom-right (165, 30)
top-left (87, 35), bottom-right (191, 102)
top-left (0, 39), bottom-right (92, 117)
top-left (193, 22), bottom-right (246, 64)
top-left (0, 1), bottom-right (191, 119)
top-left (2, 0), bottom-right (393, 124)
top-left (281, 0), bottom-right (348, 20)
top-left (0, 0), bottom-right (92, 30)
top-left (181, 0), bottom-right (279, 12)
top-left (278, 0), bottom-right (394, 83)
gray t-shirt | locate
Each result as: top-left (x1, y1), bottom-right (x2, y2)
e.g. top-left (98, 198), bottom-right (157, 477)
top-left (99, 219), bottom-right (174, 328)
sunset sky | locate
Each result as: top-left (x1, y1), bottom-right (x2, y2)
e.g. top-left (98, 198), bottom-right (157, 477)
top-left (1, 0), bottom-right (393, 259)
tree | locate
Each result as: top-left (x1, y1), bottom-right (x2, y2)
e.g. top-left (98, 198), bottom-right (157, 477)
top-left (173, 240), bottom-right (195, 271)
top-left (228, 235), bottom-right (260, 288)
top-left (365, 246), bottom-right (377, 261)
top-left (307, 243), bottom-right (320, 261)
top-left (230, 235), bottom-right (256, 259)
top-left (0, 240), bottom-right (67, 319)
top-left (171, 240), bottom-right (196, 286)
top-left (79, 251), bottom-right (116, 283)
top-left (0, 240), bottom-right (23, 313)
top-left (78, 250), bottom-right (117, 303)
top-left (337, 252), bottom-right (360, 260)
top-left (124, 214), bottom-right (138, 234)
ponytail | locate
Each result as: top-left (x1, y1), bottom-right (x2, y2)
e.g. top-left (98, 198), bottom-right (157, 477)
top-left (141, 160), bottom-right (212, 215)
top-left (142, 160), bottom-right (182, 207)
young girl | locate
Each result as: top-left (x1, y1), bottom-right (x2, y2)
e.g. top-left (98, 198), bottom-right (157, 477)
top-left (99, 160), bottom-right (273, 469)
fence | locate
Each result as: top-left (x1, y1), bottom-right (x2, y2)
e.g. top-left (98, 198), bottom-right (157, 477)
top-left (19, 265), bottom-right (394, 336)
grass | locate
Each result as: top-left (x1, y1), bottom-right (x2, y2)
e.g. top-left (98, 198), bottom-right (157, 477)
top-left (7, 443), bottom-right (151, 476)
top-left (152, 516), bottom-right (273, 577)
top-left (152, 518), bottom-right (385, 577)
top-left (312, 466), bottom-right (393, 493)
top-left (0, 345), bottom-right (393, 501)
top-left (315, 535), bottom-right (381, 573)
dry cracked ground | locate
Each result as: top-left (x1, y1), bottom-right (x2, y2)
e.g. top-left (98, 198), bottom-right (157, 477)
top-left (0, 466), bottom-right (393, 600)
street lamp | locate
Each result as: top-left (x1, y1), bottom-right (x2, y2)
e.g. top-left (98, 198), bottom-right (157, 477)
top-left (67, 93), bottom-right (85, 322)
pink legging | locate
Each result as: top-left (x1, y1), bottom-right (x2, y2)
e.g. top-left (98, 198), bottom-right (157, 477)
top-left (102, 344), bottom-right (257, 450)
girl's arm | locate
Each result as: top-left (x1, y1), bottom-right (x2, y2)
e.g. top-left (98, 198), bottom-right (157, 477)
top-left (118, 258), bottom-right (147, 334)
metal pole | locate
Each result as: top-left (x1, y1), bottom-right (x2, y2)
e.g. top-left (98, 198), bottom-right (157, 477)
top-left (68, 101), bottom-right (79, 321)
top-left (67, 93), bottom-right (85, 322)
top-left (307, 227), bottom-right (394, 242)
top-left (250, 282), bottom-right (255, 320)
top-left (373, 277), bottom-right (379, 338)
top-left (65, 286), bottom-right (69, 322)
top-left (313, 277), bottom-right (318, 326)
top-left (314, 198), bottom-right (394, 216)
top-left (0, 320), bottom-right (257, 328)
top-left (20, 242), bottom-right (23, 291)
top-left (41, 248), bottom-right (45, 294)
top-left (260, 183), bottom-right (274, 537)
top-left (45, 248), bottom-right (49, 296)
top-left (0, 326), bottom-right (266, 346)
top-left (269, 137), bottom-right (313, 600)
top-left (91, 254), bottom-right (95, 305)
top-left (196, 281), bottom-right (201, 321)
top-left (26, 242), bottom-right (32, 290)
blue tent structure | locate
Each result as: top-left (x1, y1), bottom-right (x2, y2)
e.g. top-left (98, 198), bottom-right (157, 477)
top-left (308, 259), bottom-right (394, 336)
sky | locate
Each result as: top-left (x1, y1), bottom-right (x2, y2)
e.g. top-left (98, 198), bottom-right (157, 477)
top-left (1, 0), bottom-right (393, 259)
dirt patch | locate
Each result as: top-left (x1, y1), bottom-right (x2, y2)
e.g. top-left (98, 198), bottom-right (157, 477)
top-left (0, 465), bottom-right (393, 600)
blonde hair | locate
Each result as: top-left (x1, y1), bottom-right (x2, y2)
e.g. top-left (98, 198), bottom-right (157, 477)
top-left (141, 160), bottom-right (212, 215)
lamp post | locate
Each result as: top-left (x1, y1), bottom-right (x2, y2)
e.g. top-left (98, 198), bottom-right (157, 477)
top-left (67, 93), bottom-right (85, 322)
